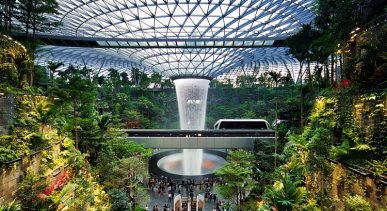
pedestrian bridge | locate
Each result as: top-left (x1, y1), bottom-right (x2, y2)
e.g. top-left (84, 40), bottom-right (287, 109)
top-left (123, 129), bottom-right (276, 149)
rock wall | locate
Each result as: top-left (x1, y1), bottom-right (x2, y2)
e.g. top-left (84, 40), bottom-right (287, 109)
top-left (0, 143), bottom-right (61, 204)
top-left (331, 163), bottom-right (386, 210)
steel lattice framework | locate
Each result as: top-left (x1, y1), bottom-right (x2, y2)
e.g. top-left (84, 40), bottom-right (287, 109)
top-left (35, 0), bottom-right (315, 78)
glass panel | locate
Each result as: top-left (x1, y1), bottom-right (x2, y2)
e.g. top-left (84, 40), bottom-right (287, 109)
top-left (118, 41), bottom-right (129, 46)
top-left (205, 41), bottom-right (214, 46)
top-left (96, 41), bottom-right (109, 46)
top-left (263, 40), bottom-right (274, 46)
top-left (196, 41), bottom-right (204, 46)
top-left (243, 41), bottom-right (253, 46)
top-left (186, 41), bottom-right (195, 46)
top-left (107, 41), bottom-right (119, 46)
top-left (253, 40), bottom-right (263, 46)
top-left (215, 41), bottom-right (224, 46)
top-left (167, 41), bottom-right (177, 46)
top-left (234, 41), bottom-right (243, 46)
top-left (158, 41), bottom-right (168, 46)
top-left (224, 41), bottom-right (233, 46)
top-left (137, 41), bottom-right (149, 47)
top-left (128, 41), bottom-right (139, 47)
top-left (177, 41), bottom-right (186, 46)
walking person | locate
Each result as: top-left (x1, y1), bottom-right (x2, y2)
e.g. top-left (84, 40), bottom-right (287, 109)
top-left (168, 192), bottom-right (172, 203)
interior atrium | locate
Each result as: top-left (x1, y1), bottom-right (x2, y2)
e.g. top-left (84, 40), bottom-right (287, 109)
top-left (0, 0), bottom-right (386, 210)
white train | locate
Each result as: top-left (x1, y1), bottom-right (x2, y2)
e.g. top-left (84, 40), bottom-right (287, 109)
top-left (213, 119), bottom-right (271, 130)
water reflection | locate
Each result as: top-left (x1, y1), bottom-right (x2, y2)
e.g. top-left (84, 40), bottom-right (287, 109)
top-left (157, 152), bottom-right (226, 176)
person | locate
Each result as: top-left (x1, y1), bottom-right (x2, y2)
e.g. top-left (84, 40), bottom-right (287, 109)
top-left (168, 192), bottom-right (172, 203)
top-left (213, 208), bottom-right (216, 211)
top-left (145, 204), bottom-right (149, 211)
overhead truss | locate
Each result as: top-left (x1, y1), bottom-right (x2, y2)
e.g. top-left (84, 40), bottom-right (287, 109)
top-left (32, 0), bottom-right (315, 78)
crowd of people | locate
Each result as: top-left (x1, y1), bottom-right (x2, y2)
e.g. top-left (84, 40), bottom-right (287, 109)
top-left (146, 175), bottom-right (229, 211)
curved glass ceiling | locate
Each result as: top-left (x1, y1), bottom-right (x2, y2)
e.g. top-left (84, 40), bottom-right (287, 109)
top-left (35, 0), bottom-right (315, 78)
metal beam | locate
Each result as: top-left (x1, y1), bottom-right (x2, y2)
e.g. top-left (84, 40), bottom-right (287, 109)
top-left (11, 32), bottom-right (286, 48)
top-left (123, 129), bottom-right (276, 149)
top-left (128, 137), bottom-right (274, 149)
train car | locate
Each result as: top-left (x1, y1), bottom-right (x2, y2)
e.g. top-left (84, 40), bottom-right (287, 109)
top-left (213, 119), bottom-right (271, 130)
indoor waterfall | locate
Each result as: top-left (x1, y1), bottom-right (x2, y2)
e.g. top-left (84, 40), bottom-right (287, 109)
top-left (174, 77), bottom-right (210, 175)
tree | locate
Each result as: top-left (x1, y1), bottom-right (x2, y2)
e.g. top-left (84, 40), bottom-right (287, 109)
top-left (286, 24), bottom-right (319, 128)
top-left (47, 61), bottom-right (63, 87)
top-left (35, 100), bottom-right (55, 134)
top-left (161, 78), bottom-right (174, 89)
top-left (150, 72), bottom-right (162, 88)
top-left (108, 188), bottom-right (132, 211)
top-left (130, 67), bottom-right (149, 87)
top-left (15, 0), bottom-right (60, 39)
top-left (0, 38), bottom-right (33, 88)
top-left (267, 70), bottom-right (283, 168)
top-left (267, 71), bottom-right (283, 88)
top-left (215, 150), bottom-right (254, 209)
top-left (53, 65), bottom-right (98, 149)
top-left (263, 175), bottom-right (307, 211)
top-left (96, 114), bottom-right (112, 140)
top-left (110, 157), bottom-right (149, 210)
top-left (0, 0), bottom-right (16, 34)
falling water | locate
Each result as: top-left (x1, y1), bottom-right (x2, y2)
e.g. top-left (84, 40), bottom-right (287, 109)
top-left (173, 78), bottom-right (210, 175)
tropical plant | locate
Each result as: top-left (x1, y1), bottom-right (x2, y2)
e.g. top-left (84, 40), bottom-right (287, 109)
top-left (109, 157), bottom-right (149, 210)
top-left (0, 199), bottom-right (22, 211)
top-left (344, 195), bottom-right (373, 211)
top-left (108, 188), bottom-right (131, 211)
top-left (263, 176), bottom-right (307, 211)
top-left (47, 61), bottom-right (63, 86)
top-left (15, 170), bottom-right (48, 210)
top-left (97, 114), bottom-right (112, 140)
top-left (215, 150), bottom-right (254, 209)
top-left (0, 37), bottom-right (33, 88)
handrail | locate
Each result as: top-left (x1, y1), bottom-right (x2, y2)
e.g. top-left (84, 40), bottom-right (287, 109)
top-left (328, 158), bottom-right (387, 185)
top-left (0, 141), bottom-right (62, 166)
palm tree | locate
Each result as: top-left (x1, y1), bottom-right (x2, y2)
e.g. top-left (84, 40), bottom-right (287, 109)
top-left (0, 41), bottom-right (33, 88)
top-left (267, 70), bottom-right (283, 168)
top-left (286, 24), bottom-right (319, 128)
top-left (267, 71), bottom-right (282, 88)
top-left (36, 101), bottom-right (55, 134)
top-left (97, 114), bottom-right (112, 140)
top-left (47, 61), bottom-right (63, 87)
top-left (264, 175), bottom-right (307, 211)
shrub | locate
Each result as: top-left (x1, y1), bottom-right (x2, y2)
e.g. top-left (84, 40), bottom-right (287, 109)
top-left (0, 199), bottom-right (22, 211)
top-left (344, 195), bottom-right (373, 211)
top-left (0, 146), bottom-right (18, 163)
top-left (108, 188), bottom-right (131, 211)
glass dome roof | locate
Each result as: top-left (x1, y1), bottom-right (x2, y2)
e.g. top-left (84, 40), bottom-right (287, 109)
top-left (35, 0), bottom-right (315, 78)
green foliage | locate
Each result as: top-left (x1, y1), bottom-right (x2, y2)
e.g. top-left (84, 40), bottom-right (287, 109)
top-left (215, 150), bottom-right (254, 208)
top-left (344, 195), bottom-right (373, 211)
top-left (108, 188), bottom-right (131, 211)
top-left (0, 200), bottom-right (22, 211)
top-left (0, 146), bottom-right (18, 163)
top-left (0, 37), bottom-right (33, 88)
top-left (15, 0), bottom-right (60, 37)
top-left (15, 170), bottom-right (48, 210)
top-left (51, 65), bottom-right (98, 152)
top-left (299, 199), bottom-right (321, 211)
top-left (262, 175), bottom-right (307, 211)
top-left (96, 114), bottom-right (112, 138)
